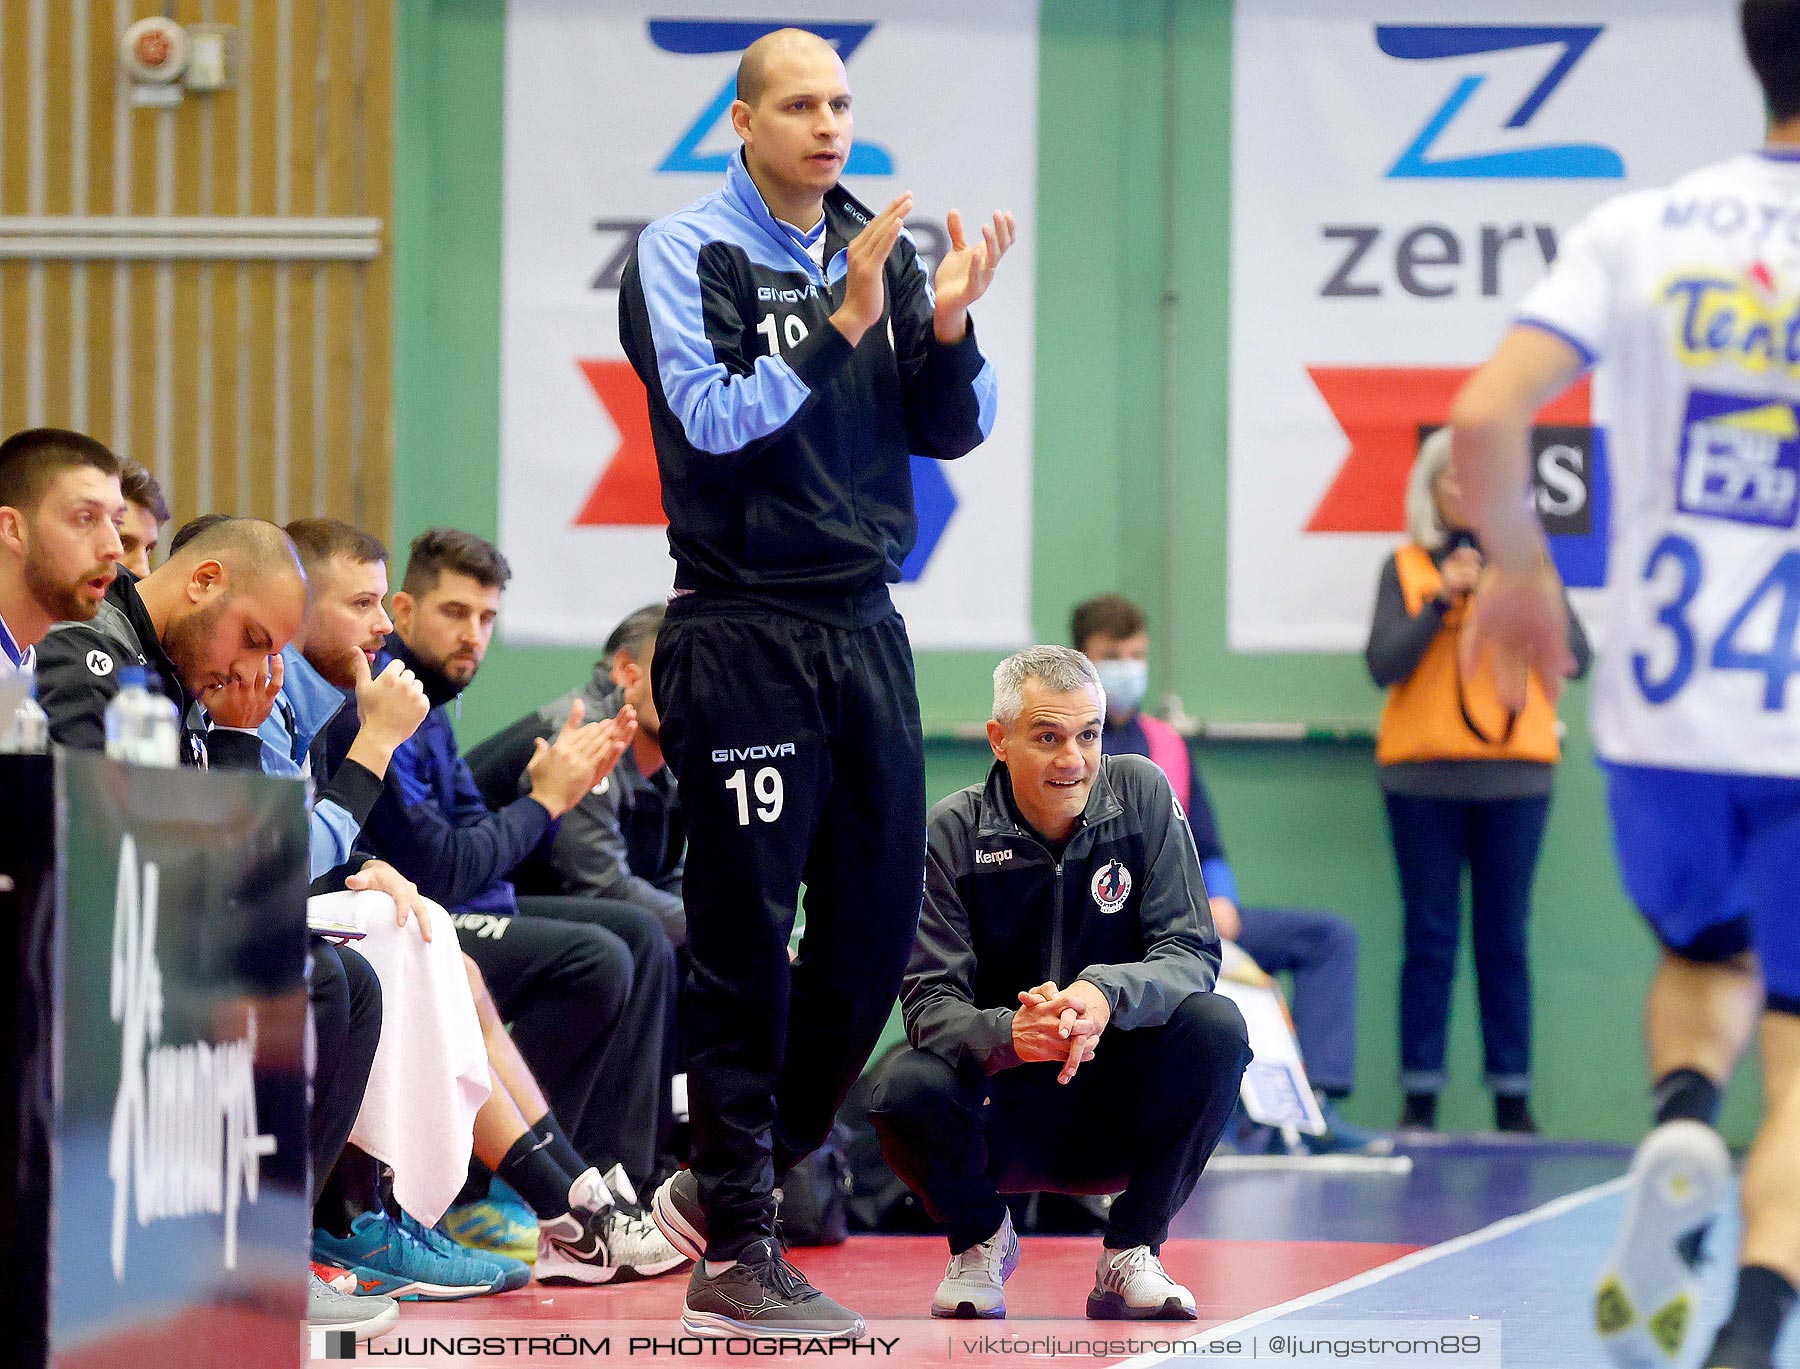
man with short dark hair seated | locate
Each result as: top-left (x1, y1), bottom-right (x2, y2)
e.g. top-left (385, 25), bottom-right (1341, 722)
top-left (0, 427), bottom-right (125, 682)
top-left (116, 457), bottom-right (170, 577)
top-left (869, 646), bottom-right (1250, 1322)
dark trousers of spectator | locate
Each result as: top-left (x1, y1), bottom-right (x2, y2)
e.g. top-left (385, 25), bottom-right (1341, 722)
top-left (451, 910), bottom-right (632, 1171)
top-left (653, 602), bottom-right (927, 1261)
top-left (868, 994), bottom-right (1251, 1254)
top-left (1383, 791), bottom-right (1551, 1096)
top-left (310, 939), bottom-right (382, 1204)
top-left (1234, 905), bottom-right (1360, 1096)
top-left (515, 895), bottom-right (677, 1188)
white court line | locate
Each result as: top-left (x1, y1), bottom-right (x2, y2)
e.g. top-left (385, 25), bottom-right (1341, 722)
top-left (1112, 1173), bottom-right (1630, 1369)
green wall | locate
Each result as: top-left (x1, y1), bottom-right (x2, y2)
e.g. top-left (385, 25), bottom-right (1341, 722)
top-left (393, 1), bottom-right (1760, 1145)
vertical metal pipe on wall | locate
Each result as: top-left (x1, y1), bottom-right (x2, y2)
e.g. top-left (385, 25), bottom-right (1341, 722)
top-left (1158, 0), bottom-right (1189, 726)
top-left (111, 0), bottom-right (133, 457)
top-left (272, 0), bottom-right (294, 525)
top-left (69, 0), bottom-right (90, 432)
top-left (27, 0), bottom-right (47, 426)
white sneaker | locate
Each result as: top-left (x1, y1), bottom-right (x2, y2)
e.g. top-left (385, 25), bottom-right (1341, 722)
top-left (1086, 1245), bottom-right (1197, 1321)
top-left (537, 1192), bottom-right (691, 1285)
top-left (931, 1211), bottom-right (1020, 1319)
top-left (1594, 1120), bottom-right (1731, 1368)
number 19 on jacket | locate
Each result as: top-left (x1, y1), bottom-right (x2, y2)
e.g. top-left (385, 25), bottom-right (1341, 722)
top-left (755, 312), bottom-right (811, 356)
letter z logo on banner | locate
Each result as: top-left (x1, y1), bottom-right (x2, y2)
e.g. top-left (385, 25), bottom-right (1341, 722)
top-left (1377, 24), bottom-right (1624, 180)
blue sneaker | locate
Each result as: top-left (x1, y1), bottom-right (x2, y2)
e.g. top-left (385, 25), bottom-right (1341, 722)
top-left (399, 1208), bottom-right (531, 1292)
top-left (313, 1210), bottom-right (507, 1301)
top-left (1282, 1095), bottom-right (1396, 1157)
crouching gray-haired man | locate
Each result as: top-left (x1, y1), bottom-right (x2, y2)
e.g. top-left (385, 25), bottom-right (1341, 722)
top-left (869, 645), bottom-right (1250, 1322)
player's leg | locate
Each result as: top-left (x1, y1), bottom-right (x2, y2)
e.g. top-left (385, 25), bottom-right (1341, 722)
top-left (650, 605), bottom-right (830, 1262)
top-left (1700, 777), bottom-right (1800, 1369)
top-left (1596, 764), bottom-right (1744, 1368)
top-left (771, 612), bottom-right (927, 1175)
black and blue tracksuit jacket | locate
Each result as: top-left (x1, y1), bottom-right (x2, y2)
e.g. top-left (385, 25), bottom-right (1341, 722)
top-left (619, 151), bottom-right (997, 624)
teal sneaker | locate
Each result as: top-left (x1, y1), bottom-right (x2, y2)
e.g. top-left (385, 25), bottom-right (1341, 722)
top-left (313, 1210), bottom-right (507, 1301)
top-left (399, 1208), bottom-right (530, 1292)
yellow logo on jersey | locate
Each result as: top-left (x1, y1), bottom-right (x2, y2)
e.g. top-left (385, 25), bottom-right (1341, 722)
top-left (1663, 273), bottom-right (1800, 379)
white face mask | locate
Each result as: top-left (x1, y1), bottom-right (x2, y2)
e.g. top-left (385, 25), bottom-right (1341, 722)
top-left (1093, 657), bottom-right (1148, 717)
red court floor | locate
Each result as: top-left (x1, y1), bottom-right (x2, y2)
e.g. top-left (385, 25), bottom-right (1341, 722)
top-left (306, 1142), bottom-right (1632, 1366)
top-left (349, 1235), bottom-right (1419, 1367)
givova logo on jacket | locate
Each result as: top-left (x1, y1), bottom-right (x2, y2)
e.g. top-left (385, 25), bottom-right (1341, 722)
top-left (1091, 859), bottom-right (1132, 916)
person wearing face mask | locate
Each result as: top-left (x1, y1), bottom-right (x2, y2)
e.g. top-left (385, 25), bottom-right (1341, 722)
top-left (1366, 428), bottom-right (1590, 1135)
top-left (1073, 594), bottom-right (1387, 1157)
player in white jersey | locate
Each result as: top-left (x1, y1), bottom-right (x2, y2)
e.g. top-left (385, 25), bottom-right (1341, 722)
top-left (1450, 7), bottom-right (1800, 1367)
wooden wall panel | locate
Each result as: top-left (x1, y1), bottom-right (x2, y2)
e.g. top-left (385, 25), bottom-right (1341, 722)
top-left (0, 0), bottom-right (394, 542)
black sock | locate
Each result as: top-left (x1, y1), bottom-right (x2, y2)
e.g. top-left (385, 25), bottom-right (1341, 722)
top-left (454, 1158), bottom-right (493, 1208)
top-left (1494, 1096), bottom-right (1536, 1133)
top-left (1704, 1265), bottom-right (1797, 1369)
top-left (1402, 1091), bottom-right (1437, 1128)
top-left (313, 1146), bottom-right (384, 1238)
top-left (498, 1129), bottom-right (578, 1220)
top-left (1652, 1068), bottom-right (1723, 1128)
top-left (532, 1112), bottom-right (589, 1180)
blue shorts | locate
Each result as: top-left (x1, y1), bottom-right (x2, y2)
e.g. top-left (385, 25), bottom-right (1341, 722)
top-left (1603, 761), bottom-right (1800, 1012)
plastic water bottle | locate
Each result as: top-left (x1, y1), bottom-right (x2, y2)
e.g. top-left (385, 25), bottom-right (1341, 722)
top-left (0, 667), bottom-right (49, 753)
top-left (104, 664), bottom-right (180, 767)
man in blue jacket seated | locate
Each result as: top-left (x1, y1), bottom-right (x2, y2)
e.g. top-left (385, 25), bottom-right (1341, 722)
top-left (869, 647), bottom-right (1251, 1322)
top-left (321, 527), bottom-right (685, 1280)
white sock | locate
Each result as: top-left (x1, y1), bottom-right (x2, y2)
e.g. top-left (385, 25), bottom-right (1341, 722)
top-left (704, 1258), bottom-right (738, 1277)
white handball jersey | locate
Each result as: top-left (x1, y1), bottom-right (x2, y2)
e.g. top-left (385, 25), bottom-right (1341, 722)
top-left (1516, 150), bottom-right (1800, 776)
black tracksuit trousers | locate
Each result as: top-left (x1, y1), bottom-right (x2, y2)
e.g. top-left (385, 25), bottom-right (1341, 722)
top-left (868, 993), bottom-right (1251, 1254)
top-left (652, 599), bottom-right (927, 1259)
top-left (310, 939), bottom-right (382, 1204)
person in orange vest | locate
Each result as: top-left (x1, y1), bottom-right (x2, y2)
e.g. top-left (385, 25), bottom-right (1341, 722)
top-left (1366, 427), bottom-right (1590, 1134)
top-left (1072, 593), bottom-right (1389, 1156)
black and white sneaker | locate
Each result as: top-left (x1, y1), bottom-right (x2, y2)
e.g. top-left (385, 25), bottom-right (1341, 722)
top-left (536, 1176), bottom-right (689, 1285)
top-left (681, 1238), bottom-right (865, 1340)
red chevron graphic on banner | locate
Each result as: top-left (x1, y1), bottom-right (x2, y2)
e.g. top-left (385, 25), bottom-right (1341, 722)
top-left (574, 357), bottom-right (667, 527)
top-left (1304, 366), bottom-right (1592, 533)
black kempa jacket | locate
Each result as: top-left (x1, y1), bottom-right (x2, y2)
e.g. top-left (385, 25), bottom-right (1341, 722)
top-left (35, 570), bottom-right (253, 770)
top-left (620, 151), bottom-right (997, 625)
top-left (904, 754), bottom-right (1221, 1076)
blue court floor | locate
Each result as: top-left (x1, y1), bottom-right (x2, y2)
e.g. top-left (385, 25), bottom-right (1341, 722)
top-left (1162, 1139), bottom-right (1800, 1369)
